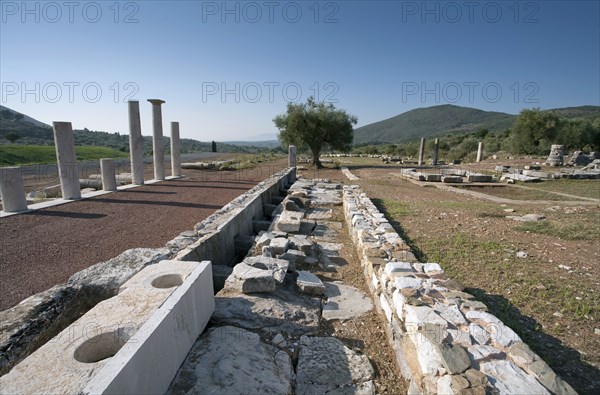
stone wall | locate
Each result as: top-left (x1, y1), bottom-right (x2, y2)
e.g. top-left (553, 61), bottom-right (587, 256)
top-left (0, 168), bottom-right (295, 376)
top-left (342, 185), bottom-right (576, 395)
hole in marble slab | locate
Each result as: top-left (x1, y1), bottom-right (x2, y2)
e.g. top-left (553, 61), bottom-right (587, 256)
top-left (73, 329), bottom-right (130, 363)
top-left (151, 273), bottom-right (184, 289)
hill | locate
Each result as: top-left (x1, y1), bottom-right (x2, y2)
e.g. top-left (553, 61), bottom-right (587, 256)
top-left (0, 106), bottom-right (269, 153)
top-left (0, 145), bottom-right (129, 166)
top-left (353, 105), bottom-right (517, 145)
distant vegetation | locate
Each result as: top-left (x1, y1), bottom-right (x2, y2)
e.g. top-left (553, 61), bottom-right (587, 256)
top-left (0, 106), bottom-right (279, 157)
top-left (0, 145), bottom-right (129, 166)
top-left (352, 105), bottom-right (600, 162)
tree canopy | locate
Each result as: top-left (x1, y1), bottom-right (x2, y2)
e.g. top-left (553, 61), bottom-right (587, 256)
top-left (273, 97), bottom-right (357, 167)
top-left (509, 108), bottom-right (600, 154)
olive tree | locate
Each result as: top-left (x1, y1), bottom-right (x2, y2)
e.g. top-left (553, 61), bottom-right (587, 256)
top-left (273, 97), bottom-right (357, 168)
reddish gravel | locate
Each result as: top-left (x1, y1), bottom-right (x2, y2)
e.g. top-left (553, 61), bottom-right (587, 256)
top-left (0, 164), bottom-right (286, 311)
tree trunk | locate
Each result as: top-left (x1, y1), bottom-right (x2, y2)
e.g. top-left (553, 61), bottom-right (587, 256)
top-left (311, 148), bottom-right (323, 168)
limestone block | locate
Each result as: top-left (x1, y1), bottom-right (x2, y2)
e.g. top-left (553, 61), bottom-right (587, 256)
top-left (244, 256), bottom-right (289, 283)
top-left (296, 336), bottom-right (374, 395)
top-left (296, 271), bottom-right (325, 296)
top-left (385, 261), bottom-right (414, 276)
top-left (275, 210), bottom-right (303, 232)
top-left (269, 237), bottom-right (290, 255)
top-left (225, 263), bottom-right (276, 293)
top-left (480, 360), bottom-right (550, 394)
top-left (466, 311), bottom-right (521, 347)
top-left (167, 326), bottom-right (293, 395)
top-left (395, 276), bottom-right (423, 290)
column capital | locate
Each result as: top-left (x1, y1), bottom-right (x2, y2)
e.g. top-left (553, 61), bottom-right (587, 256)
top-left (147, 99), bottom-right (166, 105)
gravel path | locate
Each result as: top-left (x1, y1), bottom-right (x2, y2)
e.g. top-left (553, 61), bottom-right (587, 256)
top-left (0, 164), bottom-right (285, 311)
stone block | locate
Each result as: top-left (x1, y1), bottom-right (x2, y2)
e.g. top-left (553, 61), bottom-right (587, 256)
top-left (296, 271), bottom-right (325, 296)
top-left (395, 276), bottom-right (423, 290)
top-left (226, 263), bottom-right (276, 293)
top-left (269, 237), bottom-right (289, 255)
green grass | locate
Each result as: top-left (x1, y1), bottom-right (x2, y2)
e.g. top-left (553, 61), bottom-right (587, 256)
top-left (371, 198), bottom-right (414, 217)
top-left (0, 145), bottom-right (129, 166)
top-left (523, 179), bottom-right (600, 200)
top-left (514, 221), bottom-right (600, 241)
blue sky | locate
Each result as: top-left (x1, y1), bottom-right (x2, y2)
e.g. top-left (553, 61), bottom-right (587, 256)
top-left (1, 0), bottom-right (599, 141)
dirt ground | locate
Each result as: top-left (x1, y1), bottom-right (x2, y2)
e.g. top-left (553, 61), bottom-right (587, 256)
top-left (339, 159), bottom-right (600, 394)
top-left (0, 160), bottom-right (287, 310)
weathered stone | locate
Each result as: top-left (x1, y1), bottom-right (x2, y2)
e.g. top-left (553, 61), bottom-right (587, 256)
top-left (305, 207), bottom-right (332, 220)
top-left (289, 236), bottom-right (313, 254)
top-left (272, 333), bottom-right (287, 348)
top-left (404, 305), bottom-right (448, 328)
top-left (296, 336), bottom-right (374, 395)
top-left (296, 271), bottom-right (325, 296)
top-left (506, 213), bottom-right (546, 222)
top-left (212, 286), bottom-right (321, 337)
top-left (225, 263), bottom-right (276, 293)
top-left (466, 311), bottom-right (521, 347)
top-left (256, 232), bottom-right (274, 250)
top-left (480, 360), bottom-right (550, 394)
top-left (448, 329), bottom-right (473, 347)
top-left (244, 256), bottom-right (289, 283)
top-left (275, 210), bottom-right (303, 232)
top-left (395, 276), bottom-right (423, 289)
top-left (269, 237), bottom-right (290, 255)
top-left (380, 293), bottom-right (394, 322)
top-left (436, 374), bottom-right (470, 394)
top-left (167, 326), bottom-right (293, 395)
top-left (466, 345), bottom-right (505, 363)
top-left (385, 262), bottom-right (414, 276)
top-left (507, 342), bottom-right (536, 366)
top-left (1, 247), bottom-right (171, 376)
top-left (528, 359), bottom-right (577, 395)
top-left (442, 176), bottom-right (463, 183)
top-left (323, 282), bottom-right (373, 320)
top-left (70, 247), bottom-right (170, 296)
top-left (435, 304), bottom-right (467, 326)
top-left (423, 263), bottom-right (443, 273)
top-left (469, 323), bottom-right (491, 345)
top-left (460, 300), bottom-right (488, 312)
top-left (438, 343), bottom-right (471, 374)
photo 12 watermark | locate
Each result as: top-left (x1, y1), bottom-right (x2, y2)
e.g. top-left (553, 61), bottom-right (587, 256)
top-left (401, 81), bottom-right (539, 104)
top-left (1, 1), bottom-right (140, 23)
top-left (399, 1), bottom-right (539, 24)
top-left (0, 1), bottom-right (140, 23)
top-left (1, 82), bottom-right (140, 104)
top-left (200, 1), bottom-right (339, 23)
top-left (201, 81), bottom-right (339, 104)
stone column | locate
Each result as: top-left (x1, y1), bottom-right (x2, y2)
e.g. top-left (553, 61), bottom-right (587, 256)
top-left (100, 158), bottom-right (117, 191)
top-left (128, 100), bottom-right (144, 185)
top-left (148, 99), bottom-right (166, 181)
top-left (418, 137), bottom-right (425, 166)
top-left (432, 138), bottom-right (439, 166)
top-left (0, 167), bottom-right (28, 212)
top-left (476, 142), bottom-right (484, 162)
top-left (170, 122), bottom-right (182, 177)
top-left (52, 122), bottom-right (81, 200)
top-left (288, 145), bottom-right (297, 168)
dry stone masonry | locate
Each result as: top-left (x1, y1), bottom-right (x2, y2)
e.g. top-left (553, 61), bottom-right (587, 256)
top-left (169, 178), bottom-right (378, 394)
top-left (342, 184), bottom-right (577, 394)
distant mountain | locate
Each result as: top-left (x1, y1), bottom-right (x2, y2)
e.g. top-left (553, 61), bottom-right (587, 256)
top-left (544, 105), bottom-right (600, 121)
top-left (0, 105), bottom-right (51, 129)
top-left (236, 132), bottom-right (278, 142)
top-left (225, 140), bottom-right (280, 149)
top-left (353, 105), bottom-right (516, 145)
top-left (353, 104), bottom-right (600, 145)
